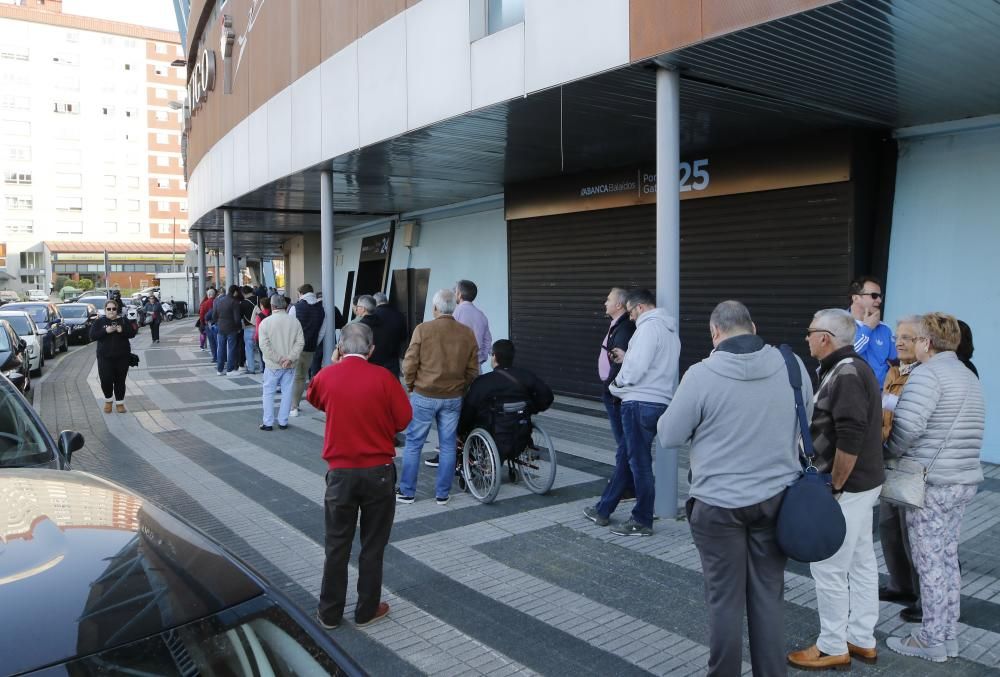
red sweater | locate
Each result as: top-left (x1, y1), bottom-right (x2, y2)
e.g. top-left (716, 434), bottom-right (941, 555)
top-left (306, 355), bottom-right (412, 469)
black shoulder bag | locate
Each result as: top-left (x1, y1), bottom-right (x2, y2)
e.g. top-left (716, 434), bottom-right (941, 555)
top-left (775, 345), bottom-right (847, 563)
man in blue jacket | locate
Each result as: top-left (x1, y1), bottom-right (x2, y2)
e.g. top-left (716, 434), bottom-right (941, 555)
top-left (849, 276), bottom-right (896, 386)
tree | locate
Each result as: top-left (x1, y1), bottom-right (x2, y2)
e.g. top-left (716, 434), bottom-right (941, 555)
top-left (54, 276), bottom-right (70, 290)
top-left (77, 278), bottom-right (94, 291)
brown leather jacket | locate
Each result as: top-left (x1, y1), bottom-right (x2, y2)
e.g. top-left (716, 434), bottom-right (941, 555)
top-left (402, 315), bottom-right (479, 399)
top-left (881, 364), bottom-right (912, 443)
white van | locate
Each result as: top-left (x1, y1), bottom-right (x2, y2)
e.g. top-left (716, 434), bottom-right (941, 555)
top-left (26, 289), bottom-right (48, 302)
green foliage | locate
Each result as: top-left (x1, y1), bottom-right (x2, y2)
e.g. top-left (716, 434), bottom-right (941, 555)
top-left (54, 276), bottom-right (71, 290)
top-left (77, 278), bottom-right (94, 291)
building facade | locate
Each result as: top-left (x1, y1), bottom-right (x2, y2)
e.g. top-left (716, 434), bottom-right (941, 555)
top-left (0, 0), bottom-right (189, 293)
top-left (181, 0), bottom-right (1000, 460)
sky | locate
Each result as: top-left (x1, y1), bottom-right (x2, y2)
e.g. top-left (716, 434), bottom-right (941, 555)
top-left (63, 0), bottom-right (179, 32)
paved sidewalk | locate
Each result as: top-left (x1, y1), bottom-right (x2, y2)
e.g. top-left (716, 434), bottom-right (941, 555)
top-left (36, 320), bottom-right (1000, 675)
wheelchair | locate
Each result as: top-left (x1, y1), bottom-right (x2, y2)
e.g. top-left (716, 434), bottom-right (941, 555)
top-left (457, 399), bottom-right (557, 504)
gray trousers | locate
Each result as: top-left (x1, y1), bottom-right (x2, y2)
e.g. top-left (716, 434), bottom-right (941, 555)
top-left (688, 493), bottom-right (787, 677)
top-left (878, 500), bottom-right (921, 605)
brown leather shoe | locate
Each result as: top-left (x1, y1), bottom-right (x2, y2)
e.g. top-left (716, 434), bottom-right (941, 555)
top-left (787, 644), bottom-right (851, 671)
top-left (103, 402), bottom-right (113, 414)
top-left (355, 601), bottom-right (389, 627)
top-left (847, 642), bottom-right (878, 664)
top-left (116, 403), bottom-right (127, 414)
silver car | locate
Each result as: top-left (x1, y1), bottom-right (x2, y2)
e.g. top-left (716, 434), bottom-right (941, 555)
top-left (0, 310), bottom-right (43, 374)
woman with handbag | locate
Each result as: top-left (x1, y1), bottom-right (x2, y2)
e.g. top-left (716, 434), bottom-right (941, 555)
top-left (886, 312), bottom-right (985, 662)
top-left (90, 299), bottom-right (137, 414)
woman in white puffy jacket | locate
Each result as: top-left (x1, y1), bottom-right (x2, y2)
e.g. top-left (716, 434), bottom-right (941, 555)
top-left (885, 312), bottom-right (985, 662)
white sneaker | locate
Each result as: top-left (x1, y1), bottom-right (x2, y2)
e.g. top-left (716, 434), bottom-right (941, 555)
top-left (226, 370), bottom-right (239, 376)
top-left (217, 370), bottom-right (225, 376)
top-left (289, 408), bottom-right (299, 417)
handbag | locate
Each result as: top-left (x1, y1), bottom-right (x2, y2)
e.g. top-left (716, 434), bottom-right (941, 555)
top-left (775, 345), bottom-right (847, 563)
top-left (881, 390), bottom-right (969, 508)
top-left (128, 353), bottom-right (140, 367)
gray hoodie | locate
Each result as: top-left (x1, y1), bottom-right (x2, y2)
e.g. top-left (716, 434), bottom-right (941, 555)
top-left (657, 337), bottom-right (813, 509)
top-left (609, 308), bottom-right (680, 405)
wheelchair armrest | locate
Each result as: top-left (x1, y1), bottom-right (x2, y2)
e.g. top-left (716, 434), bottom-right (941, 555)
top-left (499, 400), bottom-right (528, 414)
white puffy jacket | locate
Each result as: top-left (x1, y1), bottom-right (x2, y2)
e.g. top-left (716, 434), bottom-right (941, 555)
top-left (887, 351), bottom-right (984, 485)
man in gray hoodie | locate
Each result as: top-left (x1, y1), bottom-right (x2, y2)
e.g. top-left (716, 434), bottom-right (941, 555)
top-left (657, 300), bottom-right (812, 676)
top-left (584, 288), bottom-right (680, 536)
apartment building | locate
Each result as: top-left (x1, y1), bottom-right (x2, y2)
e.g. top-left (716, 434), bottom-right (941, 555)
top-left (0, 0), bottom-right (189, 293)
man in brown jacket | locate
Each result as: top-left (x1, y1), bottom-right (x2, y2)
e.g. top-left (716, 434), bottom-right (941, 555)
top-left (397, 288), bottom-right (479, 505)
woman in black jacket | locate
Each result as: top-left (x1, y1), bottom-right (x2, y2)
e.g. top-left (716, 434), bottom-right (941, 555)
top-left (90, 300), bottom-right (137, 413)
top-left (143, 293), bottom-right (164, 343)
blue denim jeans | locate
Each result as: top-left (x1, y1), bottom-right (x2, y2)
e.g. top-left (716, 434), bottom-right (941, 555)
top-left (595, 400), bottom-right (666, 528)
top-left (216, 330), bottom-right (238, 373)
top-left (399, 392), bottom-right (462, 499)
top-left (602, 389), bottom-right (633, 497)
top-left (262, 367), bottom-right (295, 426)
top-left (243, 326), bottom-right (258, 373)
top-left (206, 324), bottom-right (218, 360)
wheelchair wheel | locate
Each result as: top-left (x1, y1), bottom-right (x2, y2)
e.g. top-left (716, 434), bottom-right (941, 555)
top-left (462, 428), bottom-right (501, 503)
top-left (517, 423), bottom-right (557, 495)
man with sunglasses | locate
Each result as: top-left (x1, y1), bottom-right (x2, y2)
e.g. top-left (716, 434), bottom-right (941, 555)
top-left (849, 276), bottom-right (897, 386)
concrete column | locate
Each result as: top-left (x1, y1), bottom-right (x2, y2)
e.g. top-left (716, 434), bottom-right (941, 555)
top-left (654, 66), bottom-right (681, 520)
top-left (213, 253), bottom-right (220, 289)
top-left (196, 230), bottom-right (207, 299)
top-left (320, 170), bottom-right (336, 367)
top-left (223, 209), bottom-right (234, 288)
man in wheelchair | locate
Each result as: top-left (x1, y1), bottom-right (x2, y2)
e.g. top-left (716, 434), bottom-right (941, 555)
top-left (458, 339), bottom-right (555, 461)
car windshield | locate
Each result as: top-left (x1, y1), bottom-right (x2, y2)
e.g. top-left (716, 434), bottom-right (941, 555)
top-left (0, 315), bottom-right (30, 335)
top-left (0, 386), bottom-right (54, 467)
top-left (37, 597), bottom-right (355, 676)
top-left (0, 329), bottom-right (9, 352)
top-left (7, 305), bottom-right (46, 322)
top-left (78, 297), bottom-right (106, 306)
top-left (59, 306), bottom-right (89, 319)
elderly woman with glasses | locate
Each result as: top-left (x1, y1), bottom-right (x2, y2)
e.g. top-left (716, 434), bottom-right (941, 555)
top-left (885, 312), bottom-right (985, 662)
top-left (89, 300), bottom-right (137, 414)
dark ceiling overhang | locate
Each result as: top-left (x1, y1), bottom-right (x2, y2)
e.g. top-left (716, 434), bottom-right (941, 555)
top-left (191, 0), bottom-right (1000, 256)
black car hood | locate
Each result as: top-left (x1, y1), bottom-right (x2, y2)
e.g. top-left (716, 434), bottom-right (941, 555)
top-left (0, 469), bottom-right (263, 674)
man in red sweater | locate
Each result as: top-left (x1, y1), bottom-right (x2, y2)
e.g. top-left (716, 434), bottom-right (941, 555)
top-left (307, 323), bottom-right (412, 629)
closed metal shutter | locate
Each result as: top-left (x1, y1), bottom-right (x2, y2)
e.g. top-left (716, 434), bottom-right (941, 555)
top-left (508, 182), bottom-right (852, 399)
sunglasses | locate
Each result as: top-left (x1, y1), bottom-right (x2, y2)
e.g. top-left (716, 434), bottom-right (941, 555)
top-left (806, 328), bottom-right (834, 337)
top-left (105, 307), bottom-right (117, 312)
top-left (857, 292), bottom-right (882, 300)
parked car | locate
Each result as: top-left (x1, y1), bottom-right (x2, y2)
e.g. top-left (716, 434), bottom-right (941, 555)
top-left (0, 374), bottom-right (79, 469)
top-left (26, 289), bottom-right (49, 302)
top-left (57, 302), bottom-right (100, 343)
top-left (0, 468), bottom-right (363, 676)
top-left (0, 289), bottom-right (21, 304)
top-left (0, 319), bottom-right (30, 393)
top-left (76, 294), bottom-right (113, 317)
top-left (0, 310), bottom-right (43, 374)
top-left (1, 302), bottom-right (69, 359)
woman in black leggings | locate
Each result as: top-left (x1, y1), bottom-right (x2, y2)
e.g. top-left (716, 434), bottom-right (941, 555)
top-left (90, 301), bottom-right (137, 413)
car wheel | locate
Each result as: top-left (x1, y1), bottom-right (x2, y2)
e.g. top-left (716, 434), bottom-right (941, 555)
top-left (44, 340), bottom-right (54, 360)
top-left (59, 335), bottom-right (68, 352)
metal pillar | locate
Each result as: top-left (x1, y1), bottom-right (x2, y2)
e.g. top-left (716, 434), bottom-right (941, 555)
top-left (196, 230), bottom-right (207, 299)
top-left (654, 66), bottom-right (681, 520)
top-left (223, 209), bottom-right (234, 289)
top-left (320, 170), bottom-right (336, 367)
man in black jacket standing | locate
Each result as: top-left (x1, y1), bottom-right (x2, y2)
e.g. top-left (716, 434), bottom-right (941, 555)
top-left (355, 295), bottom-right (400, 376)
top-left (373, 292), bottom-right (407, 371)
top-left (599, 287), bottom-right (636, 500)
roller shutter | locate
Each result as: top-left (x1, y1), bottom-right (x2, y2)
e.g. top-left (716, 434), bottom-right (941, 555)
top-left (508, 182), bottom-right (853, 399)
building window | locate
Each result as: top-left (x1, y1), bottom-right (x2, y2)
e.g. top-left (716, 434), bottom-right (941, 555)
top-left (101, 105), bottom-right (114, 116)
top-left (1, 47), bottom-right (29, 61)
top-left (59, 148), bottom-right (82, 163)
top-left (103, 221), bottom-right (117, 233)
top-left (55, 196), bottom-right (83, 211)
top-left (104, 198), bottom-right (117, 210)
top-left (57, 126), bottom-right (80, 140)
top-left (127, 176), bottom-right (140, 189)
top-left (124, 108), bottom-right (136, 118)
top-left (127, 222), bottom-right (141, 234)
top-left (158, 200), bottom-right (171, 211)
top-left (154, 87), bottom-right (167, 99)
top-left (156, 156), bottom-right (170, 167)
top-left (4, 171), bottom-right (31, 185)
top-left (5, 146), bottom-right (30, 161)
top-left (155, 110), bottom-right (169, 121)
top-left (4, 220), bottom-right (33, 234)
top-left (56, 221), bottom-right (84, 235)
top-left (179, 223), bottom-right (188, 233)
top-left (158, 222), bottom-right (172, 234)
top-left (55, 173), bottom-right (81, 188)
top-left (4, 195), bottom-right (32, 210)
top-left (2, 120), bottom-right (30, 136)
top-left (154, 65), bottom-right (166, 76)
top-left (124, 63), bottom-right (132, 71)
top-left (53, 101), bottom-right (78, 114)
top-left (128, 199), bottom-right (140, 211)
top-left (52, 54), bottom-right (78, 65)
top-left (65, 31), bottom-right (80, 43)
top-left (103, 175), bottom-right (116, 187)
top-left (156, 178), bottom-right (170, 189)
top-left (155, 132), bottom-right (169, 144)
top-left (156, 43), bottom-right (168, 54)
top-left (180, 200), bottom-right (188, 212)
top-left (1, 96), bottom-right (30, 110)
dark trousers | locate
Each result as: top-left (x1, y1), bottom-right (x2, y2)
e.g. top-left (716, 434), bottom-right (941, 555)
top-left (319, 463), bottom-right (396, 624)
top-left (97, 357), bottom-right (129, 402)
top-left (601, 389), bottom-right (634, 497)
top-left (595, 400), bottom-right (664, 527)
top-left (149, 319), bottom-right (160, 342)
top-left (310, 339), bottom-right (324, 378)
top-left (688, 493), bottom-right (787, 677)
top-left (879, 500), bottom-right (921, 605)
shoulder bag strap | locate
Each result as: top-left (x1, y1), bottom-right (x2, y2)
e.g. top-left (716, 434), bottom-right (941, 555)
top-left (779, 344), bottom-right (815, 465)
top-left (495, 368), bottom-right (528, 394)
top-left (924, 387), bottom-right (971, 474)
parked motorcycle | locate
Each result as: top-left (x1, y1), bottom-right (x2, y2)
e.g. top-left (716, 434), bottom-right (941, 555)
top-left (161, 300), bottom-right (174, 322)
